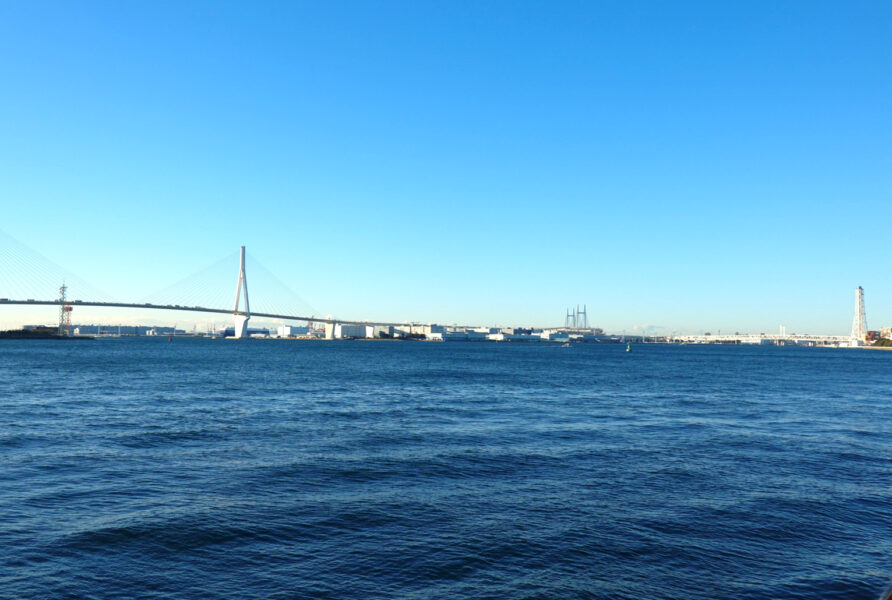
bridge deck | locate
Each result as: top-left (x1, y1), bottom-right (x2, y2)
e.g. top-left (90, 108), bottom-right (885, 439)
top-left (0, 299), bottom-right (411, 327)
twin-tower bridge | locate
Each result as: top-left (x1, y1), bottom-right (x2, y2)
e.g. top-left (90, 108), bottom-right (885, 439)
top-left (0, 246), bottom-right (407, 337)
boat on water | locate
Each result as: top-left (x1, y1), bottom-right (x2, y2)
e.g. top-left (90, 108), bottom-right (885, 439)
top-left (626, 342), bottom-right (631, 352)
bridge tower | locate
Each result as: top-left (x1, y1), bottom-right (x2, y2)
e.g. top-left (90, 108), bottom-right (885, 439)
top-left (565, 308), bottom-right (575, 329)
top-left (851, 286), bottom-right (867, 345)
top-left (232, 246), bottom-right (250, 338)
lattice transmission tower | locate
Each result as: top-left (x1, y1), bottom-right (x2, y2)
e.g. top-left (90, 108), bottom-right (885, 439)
top-left (57, 283), bottom-right (72, 337)
top-left (851, 286), bottom-right (867, 344)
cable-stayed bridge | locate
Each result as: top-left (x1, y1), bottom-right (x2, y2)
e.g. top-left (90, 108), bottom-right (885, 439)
top-left (0, 299), bottom-right (407, 330)
top-left (0, 239), bottom-right (408, 337)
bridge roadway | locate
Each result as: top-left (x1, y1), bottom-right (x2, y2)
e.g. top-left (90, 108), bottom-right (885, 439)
top-left (0, 299), bottom-right (411, 328)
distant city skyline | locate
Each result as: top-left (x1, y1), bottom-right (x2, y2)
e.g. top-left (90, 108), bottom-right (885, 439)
top-left (0, 2), bottom-right (889, 334)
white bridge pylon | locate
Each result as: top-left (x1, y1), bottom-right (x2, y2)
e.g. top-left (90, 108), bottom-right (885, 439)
top-left (232, 245), bottom-right (250, 338)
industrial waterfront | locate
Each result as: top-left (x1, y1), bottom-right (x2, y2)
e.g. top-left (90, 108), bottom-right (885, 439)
top-left (5, 287), bottom-right (886, 349)
top-left (2, 245), bottom-right (887, 348)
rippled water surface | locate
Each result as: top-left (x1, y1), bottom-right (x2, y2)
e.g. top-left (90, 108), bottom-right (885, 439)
top-left (2, 339), bottom-right (891, 599)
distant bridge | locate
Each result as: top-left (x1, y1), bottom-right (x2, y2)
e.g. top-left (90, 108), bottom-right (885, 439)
top-left (1, 241), bottom-right (865, 342)
top-left (0, 299), bottom-right (405, 328)
top-left (1, 245), bottom-right (415, 336)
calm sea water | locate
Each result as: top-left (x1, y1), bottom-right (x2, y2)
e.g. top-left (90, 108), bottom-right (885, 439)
top-left (1, 339), bottom-right (890, 599)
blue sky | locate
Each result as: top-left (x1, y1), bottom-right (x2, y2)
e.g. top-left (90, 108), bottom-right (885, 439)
top-left (0, 1), bottom-right (889, 333)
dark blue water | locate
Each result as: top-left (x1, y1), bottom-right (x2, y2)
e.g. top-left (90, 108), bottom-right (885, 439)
top-left (2, 339), bottom-right (891, 599)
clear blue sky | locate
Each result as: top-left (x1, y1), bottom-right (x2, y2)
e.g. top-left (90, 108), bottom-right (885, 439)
top-left (0, 1), bottom-right (889, 333)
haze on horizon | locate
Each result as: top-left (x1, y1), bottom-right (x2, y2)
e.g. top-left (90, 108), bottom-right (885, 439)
top-left (0, 2), bottom-right (889, 335)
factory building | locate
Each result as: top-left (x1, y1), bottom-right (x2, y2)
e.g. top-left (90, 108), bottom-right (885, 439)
top-left (275, 325), bottom-right (310, 337)
top-left (323, 323), bottom-right (374, 339)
